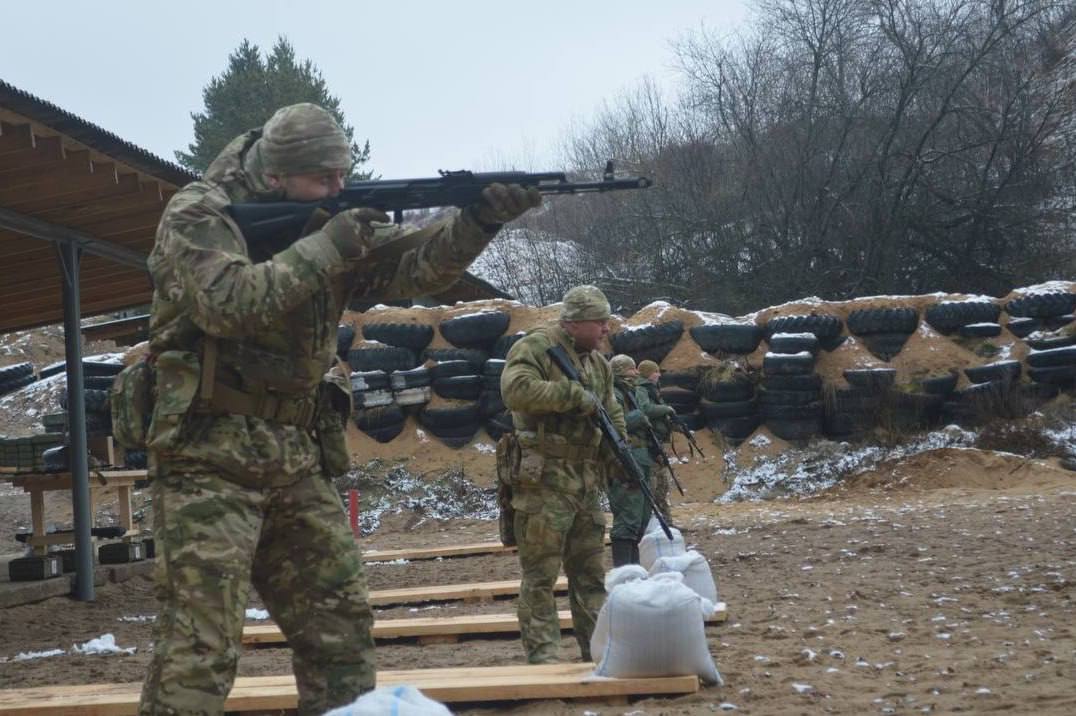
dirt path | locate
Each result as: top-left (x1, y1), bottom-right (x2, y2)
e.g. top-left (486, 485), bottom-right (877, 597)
top-left (1, 450), bottom-right (1073, 715)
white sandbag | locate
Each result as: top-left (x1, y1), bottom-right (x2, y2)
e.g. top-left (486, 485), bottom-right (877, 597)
top-left (638, 526), bottom-right (686, 571)
top-left (649, 550), bottom-right (719, 604)
top-left (604, 564), bottom-right (648, 592)
top-left (322, 684), bottom-right (452, 716)
top-left (590, 571), bottom-right (722, 685)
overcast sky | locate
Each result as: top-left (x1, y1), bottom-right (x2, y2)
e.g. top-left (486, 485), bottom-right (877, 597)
top-left (1, 1), bottom-right (749, 178)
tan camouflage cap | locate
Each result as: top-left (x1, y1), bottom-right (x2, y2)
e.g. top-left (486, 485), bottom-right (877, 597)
top-left (637, 359), bottom-right (660, 377)
top-left (560, 285), bottom-right (611, 322)
top-left (256, 103), bottom-right (351, 175)
top-left (609, 354), bottom-right (636, 375)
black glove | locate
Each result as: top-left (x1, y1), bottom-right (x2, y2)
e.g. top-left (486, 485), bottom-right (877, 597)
top-left (471, 183), bottom-right (541, 227)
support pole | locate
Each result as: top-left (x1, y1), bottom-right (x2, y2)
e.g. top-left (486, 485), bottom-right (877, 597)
top-left (58, 241), bottom-right (95, 600)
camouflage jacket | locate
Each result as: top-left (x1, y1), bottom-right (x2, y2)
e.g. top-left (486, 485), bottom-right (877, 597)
top-left (146, 129), bottom-right (497, 482)
top-left (501, 324), bottom-right (625, 470)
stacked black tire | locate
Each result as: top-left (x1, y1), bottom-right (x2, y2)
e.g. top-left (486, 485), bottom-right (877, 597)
top-left (420, 311), bottom-right (513, 448)
top-left (611, 321), bottom-right (684, 365)
top-left (352, 370), bottom-right (403, 442)
top-left (758, 332), bottom-right (824, 441)
top-left (925, 301), bottom-right (1001, 338)
top-left (698, 370), bottom-right (758, 443)
top-left (0, 362), bottom-right (35, 398)
top-left (58, 362), bottom-right (124, 436)
top-left (688, 322), bottom-right (763, 357)
top-left (1004, 292), bottom-right (1076, 338)
top-left (847, 307), bottom-right (918, 361)
top-left (658, 369), bottom-right (705, 432)
top-left (421, 359), bottom-right (484, 447)
top-left (349, 321), bottom-right (434, 442)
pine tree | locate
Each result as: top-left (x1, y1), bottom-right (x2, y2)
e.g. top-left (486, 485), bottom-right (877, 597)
top-left (176, 36), bottom-right (371, 178)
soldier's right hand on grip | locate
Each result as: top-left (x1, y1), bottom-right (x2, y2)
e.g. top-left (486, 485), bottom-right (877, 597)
top-left (571, 384), bottom-right (599, 416)
top-left (322, 207), bottom-right (391, 260)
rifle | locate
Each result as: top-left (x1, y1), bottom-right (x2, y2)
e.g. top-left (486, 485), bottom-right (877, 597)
top-left (227, 161), bottom-right (652, 245)
top-left (622, 390), bottom-right (686, 497)
top-left (671, 415), bottom-right (706, 459)
top-left (546, 345), bottom-right (674, 541)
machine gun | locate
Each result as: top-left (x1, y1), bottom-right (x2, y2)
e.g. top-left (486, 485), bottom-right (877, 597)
top-left (227, 161), bottom-right (652, 245)
top-left (546, 345), bottom-right (673, 541)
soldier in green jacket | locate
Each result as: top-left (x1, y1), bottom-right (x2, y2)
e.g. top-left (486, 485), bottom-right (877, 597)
top-left (500, 285), bottom-right (625, 664)
top-left (607, 355), bottom-right (676, 564)
top-left (137, 103), bottom-right (539, 715)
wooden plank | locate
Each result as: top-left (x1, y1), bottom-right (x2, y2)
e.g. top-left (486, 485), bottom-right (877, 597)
top-left (368, 575), bottom-right (568, 607)
top-left (243, 603), bottom-right (729, 645)
top-left (7, 470), bottom-right (147, 492)
top-left (0, 135), bottom-right (64, 169)
top-left (363, 541), bottom-right (517, 562)
top-left (0, 663), bottom-right (699, 714)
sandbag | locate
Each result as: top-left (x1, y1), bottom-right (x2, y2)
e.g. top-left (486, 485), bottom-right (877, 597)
top-left (590, 572), bottom-right (722, 685)
top-left (639, 525), bottom-right (686, 571)
top-left (322, 684), bottom-right (452, 716)
top-left (604, 564), bottom-right (648, 592)
top-left (649, 550), bottom-right (719, 605)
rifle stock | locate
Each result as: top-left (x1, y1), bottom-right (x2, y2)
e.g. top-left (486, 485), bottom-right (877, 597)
top-left (546, 345), bottom-right (674, 541)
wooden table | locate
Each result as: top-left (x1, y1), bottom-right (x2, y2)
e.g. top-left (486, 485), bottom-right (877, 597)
top-left (0, 468), bottom-right (147, 555)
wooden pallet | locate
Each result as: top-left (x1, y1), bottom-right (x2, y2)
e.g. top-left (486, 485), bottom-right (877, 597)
top-left (367, 575), bottom-right (568, 607)
top-left (244, 602), bottom-right (729, 646)
top-left (0, 663), bottom-right (699, 714)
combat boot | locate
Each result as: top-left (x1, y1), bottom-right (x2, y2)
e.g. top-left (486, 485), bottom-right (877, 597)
top-left (611, 539), bottom-right (636, 567)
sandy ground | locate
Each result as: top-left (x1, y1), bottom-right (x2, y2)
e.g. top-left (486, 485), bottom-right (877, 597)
top-left (0, 448), bottom-right (1073, 715)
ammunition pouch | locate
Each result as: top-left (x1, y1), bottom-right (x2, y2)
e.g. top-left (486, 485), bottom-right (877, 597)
top-left (314, 370), bottom-right (353, 477)
top-left (110, 357), bottom-right (154, 451)
top-left (495, 434), bottom-right (519, 546)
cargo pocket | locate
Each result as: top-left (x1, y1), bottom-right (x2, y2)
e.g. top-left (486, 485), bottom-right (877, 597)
top-left (110, 359), bottom-right (153, 450)
top-left (315, 373), bottom-right (353, 477)
top-left (147, 350), bottom-right (201, 452)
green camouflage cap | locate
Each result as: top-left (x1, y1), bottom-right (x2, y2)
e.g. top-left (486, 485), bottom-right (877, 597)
top-left (560, 285), bottom-right (611, 322)
top-left (609, 354), bottom-right (636, 375)
top-left (256, 103), bottom-right (351, 175)
top-left (637, 359), bottom-right (660, 377)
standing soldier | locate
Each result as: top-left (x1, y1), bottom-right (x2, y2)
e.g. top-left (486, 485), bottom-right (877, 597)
top-left (499, 285), bottom-right (625, 664)
top-left (607, 355), bottom-right (676, 564)
top-left (636, 359), bottom-right (676, 523)
top-left (135, 103), bottom-right (539, 715)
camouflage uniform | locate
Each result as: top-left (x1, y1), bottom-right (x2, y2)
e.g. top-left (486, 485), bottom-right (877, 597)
top-left (636, 373), bottom-right (674, 523)
top-left (500, 289), bottom-right (625, 664)
top-left (139, 104), bottom-right (503, 716)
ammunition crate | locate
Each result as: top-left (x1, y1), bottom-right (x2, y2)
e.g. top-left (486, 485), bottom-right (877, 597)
top-left (99, 541), bottom-right (145, 564)
top-left (8, 555), bottom-right (63, 581)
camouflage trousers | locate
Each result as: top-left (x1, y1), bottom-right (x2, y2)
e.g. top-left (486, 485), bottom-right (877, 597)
top-left (139, 458), bottom-right (375, 716)
top-left (607, 446), bottom-right (653, 542)
top-left (512, 485), bottom-right (606, 664)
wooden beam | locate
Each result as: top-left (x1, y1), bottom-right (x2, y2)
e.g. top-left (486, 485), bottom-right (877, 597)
top-left (368, 576), bottom-right (568, 607)
top-left (0, 150), bottom-right (93, 186)
top-left (0, 135), bottom-right (65, 169)
top-left (0, 121), bottom-right (34, 153)
top-left (244, 603), bottom-right (729, 646)
top-left (0, 663), bottom-right (699, 714)
top-left (0, 162), bottom-right (119, 206)
top-left (363, 540), bottom-right (517, 562)
top-left (6, 172), bottom-right (141, 214)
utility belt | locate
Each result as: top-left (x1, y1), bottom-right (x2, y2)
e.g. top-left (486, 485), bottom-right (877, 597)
top-left (516, 428), bottom-right (601, 462)
top-left (194, 380), bottom-right (319, 429)
top-left (194, 335), bottom-right (319, 429)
